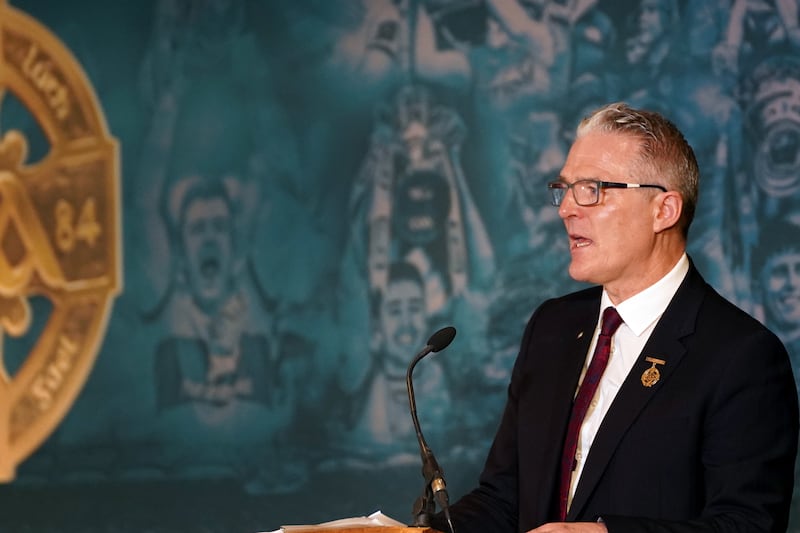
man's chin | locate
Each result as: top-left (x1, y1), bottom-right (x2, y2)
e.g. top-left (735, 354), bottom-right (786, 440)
top-left (776, 309), bottom-right (800, 325)
top-left (567, 263), bottom-right (593, 284)
top-left (389, 346), bottom-right (415, 360)
top-left (193, 289), bottom-right (225, 314)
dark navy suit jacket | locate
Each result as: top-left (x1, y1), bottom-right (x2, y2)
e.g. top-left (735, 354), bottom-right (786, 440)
top-left (434, 262), bottom-right (799, 533)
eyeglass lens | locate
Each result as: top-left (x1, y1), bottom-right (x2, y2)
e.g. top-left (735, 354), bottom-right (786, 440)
top-left (548, 181), bottom-right (598, 206)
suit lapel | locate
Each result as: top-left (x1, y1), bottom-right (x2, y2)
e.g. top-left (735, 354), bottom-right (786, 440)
top-left (520, 290), bottom-right (600, 523)
top-left (567, 265), bottom-right (706, 520)
top-left (543, 303), bottom-right (600, 442)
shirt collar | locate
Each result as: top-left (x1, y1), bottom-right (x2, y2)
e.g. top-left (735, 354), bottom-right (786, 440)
top-left (600, 253), bottom-right (690, 336)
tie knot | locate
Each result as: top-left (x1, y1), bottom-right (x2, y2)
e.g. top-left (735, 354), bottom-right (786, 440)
top-left (600, 307), bottom-right (624, 337)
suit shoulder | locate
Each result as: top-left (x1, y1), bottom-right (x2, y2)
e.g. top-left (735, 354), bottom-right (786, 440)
top-left (537, 285), bottom-right (602, 314)
top-left (694, 284), bottom-right (789, 363)
top-left (519, 286), bottom-right (601, 337)
top-left (700, 284), bottom-right (773, 334)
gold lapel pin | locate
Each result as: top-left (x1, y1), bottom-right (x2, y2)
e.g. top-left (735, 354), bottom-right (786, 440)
top-left (577, 331), bottom-right (584, 339)
top-left (641, 357), bottom-right (666, 387)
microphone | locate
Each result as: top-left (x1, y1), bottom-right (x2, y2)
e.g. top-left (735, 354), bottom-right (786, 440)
top-left (407, 326), bottom-right (456, 533)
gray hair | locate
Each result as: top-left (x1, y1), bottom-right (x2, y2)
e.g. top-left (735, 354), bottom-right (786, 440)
top-left (577, 102), bottom-right (700, 237)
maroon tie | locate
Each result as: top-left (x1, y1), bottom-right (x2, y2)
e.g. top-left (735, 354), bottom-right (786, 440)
top-left (557, 306), bottom-right (624, 520)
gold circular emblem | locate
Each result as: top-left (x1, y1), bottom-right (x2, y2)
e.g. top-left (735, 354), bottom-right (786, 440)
top-left (0, 0), bottom-right (120, 481)
top-left (641, 366), bottom-right (661, 387)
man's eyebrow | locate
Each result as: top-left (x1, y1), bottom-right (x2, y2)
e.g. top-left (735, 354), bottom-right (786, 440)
top-left (556, 175), bottom-right (600, 183)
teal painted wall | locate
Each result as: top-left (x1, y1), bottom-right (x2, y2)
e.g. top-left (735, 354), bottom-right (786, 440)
top-left (1, 1), bottom-right (799, 531)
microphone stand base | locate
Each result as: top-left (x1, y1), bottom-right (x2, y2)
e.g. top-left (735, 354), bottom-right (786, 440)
top-left (411, 492), bottom-right (435, 527)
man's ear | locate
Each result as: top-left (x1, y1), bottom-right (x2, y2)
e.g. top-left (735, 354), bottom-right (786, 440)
top-left (653, 191), bottom-right (683, 233)
top-left (370, 324), bottom-right (384, 355)
top-left (750, 270), bottom-right (770, 324)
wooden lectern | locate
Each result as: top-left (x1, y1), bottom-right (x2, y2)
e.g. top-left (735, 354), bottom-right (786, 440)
top-left (285, 527), bottom-right (437, 533)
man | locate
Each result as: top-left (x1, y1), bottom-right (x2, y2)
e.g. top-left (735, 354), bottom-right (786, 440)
top-left (431, 103), bottom-right (798, 532)
top-left (154, 178), bottom-right (274, 410)
top-left (753, 217), bottom-right (800, 382)
top-left (751, 216), bottom-right (800, 533)
top-left (334, 261), bottom-right (451, 463)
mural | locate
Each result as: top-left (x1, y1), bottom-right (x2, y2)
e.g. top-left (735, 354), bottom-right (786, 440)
top-left (0, 0), bottom-right (799, 532)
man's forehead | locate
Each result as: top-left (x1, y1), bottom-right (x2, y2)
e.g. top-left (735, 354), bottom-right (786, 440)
top-left (385, 280), bottom-right (424, 297)
top-left (766, 251), bottom-right (800, 267)
top-left (564, 132), bottom-right (642, 172)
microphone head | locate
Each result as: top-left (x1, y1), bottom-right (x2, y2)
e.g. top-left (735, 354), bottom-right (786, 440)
top-left (427, 326), bottom-right (456, 353)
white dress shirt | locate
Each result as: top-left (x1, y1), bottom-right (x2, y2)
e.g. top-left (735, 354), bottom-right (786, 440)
top-left (567, 254), bottom-right (690, 508)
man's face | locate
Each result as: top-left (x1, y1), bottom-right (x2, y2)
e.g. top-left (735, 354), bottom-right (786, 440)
top-left (558, 132), bottom-right (664, 299)
top-left (181, 196), bottom-right (234, 313)
top-left (638, 0), bottom-right (668, 43)
top-left (761, 250), bottom-right (800, 329)
top-left (379, 279), bottom-right (427, 370)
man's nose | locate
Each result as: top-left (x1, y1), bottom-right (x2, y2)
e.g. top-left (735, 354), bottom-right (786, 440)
top-left (788, 264), bottom-right (800, 287)
top-left (558, 189), bottom-right (579, 218)
top-left (399, 310), bottom-right (414, 327)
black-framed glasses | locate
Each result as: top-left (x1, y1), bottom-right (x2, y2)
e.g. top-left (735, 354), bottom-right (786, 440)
top-left (547, 179), bottom-right (667, 207)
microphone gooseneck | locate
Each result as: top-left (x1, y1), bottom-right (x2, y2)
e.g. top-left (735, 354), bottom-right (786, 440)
top-left (407, 326), bottom-right (456, 533)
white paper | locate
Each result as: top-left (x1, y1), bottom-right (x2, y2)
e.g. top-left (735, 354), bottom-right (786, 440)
top-left (258, 510), bottom-right (407, 533)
